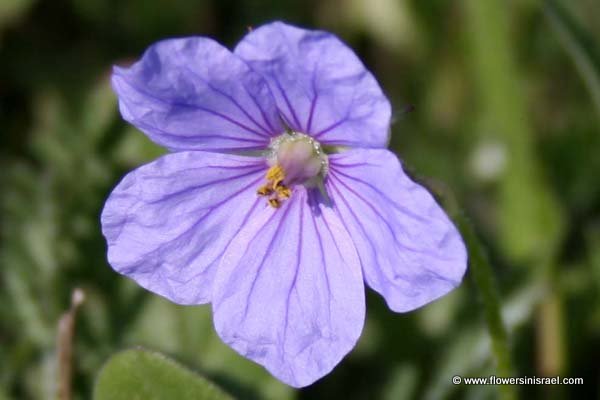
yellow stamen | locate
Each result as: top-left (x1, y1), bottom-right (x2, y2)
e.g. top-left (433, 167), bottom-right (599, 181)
top-left (268, 198), bottom-right (281, 208)
top-left (257, 185), bottom-right (273, 196)
top-left (258, 165), bottom-right (293, 208)
top-left (265, 165), bottom-right (285, 187)
top-left (275, 185), bottom-right (291, 199)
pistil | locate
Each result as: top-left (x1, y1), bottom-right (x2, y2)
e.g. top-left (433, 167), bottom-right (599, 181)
top-left (257, 132), bottom-right (328, 208)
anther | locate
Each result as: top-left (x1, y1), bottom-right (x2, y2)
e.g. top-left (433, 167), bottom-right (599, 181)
top-left (265, 165), bottom-right (285, 186)
top-left (257, 185), bottom-right (273, 196)
top-left (275, 185), bottom-right (291, 199)
top-left (268, 198), bottom-right (281, 208)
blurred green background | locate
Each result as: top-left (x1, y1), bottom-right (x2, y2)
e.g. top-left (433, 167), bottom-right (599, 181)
top-left (1, 0), bottom-right (599, 399)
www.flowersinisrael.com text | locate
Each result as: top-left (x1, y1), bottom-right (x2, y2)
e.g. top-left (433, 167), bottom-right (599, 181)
top-left (452, 375), bottom-right (583, 385)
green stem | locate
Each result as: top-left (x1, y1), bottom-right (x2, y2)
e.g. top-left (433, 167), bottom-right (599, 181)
top-left (544, 0), bottom-right (600, 120)
top-left (436, 186), bottom-right (516, 400)
top-left (457, 215), bottom-right (514, 378)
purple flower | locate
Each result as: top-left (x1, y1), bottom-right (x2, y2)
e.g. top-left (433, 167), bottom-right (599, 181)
top-left (101, 22), bottom-right (467, 387)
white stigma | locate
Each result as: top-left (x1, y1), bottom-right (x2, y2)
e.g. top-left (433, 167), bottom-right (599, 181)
top-left (266, 131), bottom-right (328, 187)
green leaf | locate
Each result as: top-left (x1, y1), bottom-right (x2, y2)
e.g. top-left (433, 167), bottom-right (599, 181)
top-left (93, 349), bottom-right (234, 400)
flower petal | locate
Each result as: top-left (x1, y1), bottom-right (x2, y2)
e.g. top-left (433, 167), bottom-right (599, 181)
top-left (212, 188), bottom-right (364, 387)
top-left (112, 37), bottom-right (283, 152)
top-left (100, 151), bottom-right (267, 304)
top-left (327, 149), bottom-right (467, 312)
top-left (235, 22), bottom-right (391, 148)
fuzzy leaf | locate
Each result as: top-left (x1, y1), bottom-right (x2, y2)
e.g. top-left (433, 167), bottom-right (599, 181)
top-left (93, 349), bottom-right (233, 400)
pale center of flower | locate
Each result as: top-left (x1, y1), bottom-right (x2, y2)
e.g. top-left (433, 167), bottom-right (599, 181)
top-left (257, 132), bottom-right (329, 208)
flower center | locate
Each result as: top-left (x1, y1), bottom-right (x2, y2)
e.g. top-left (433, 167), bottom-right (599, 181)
top-left (257, 132), bottom-right (329, 208)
